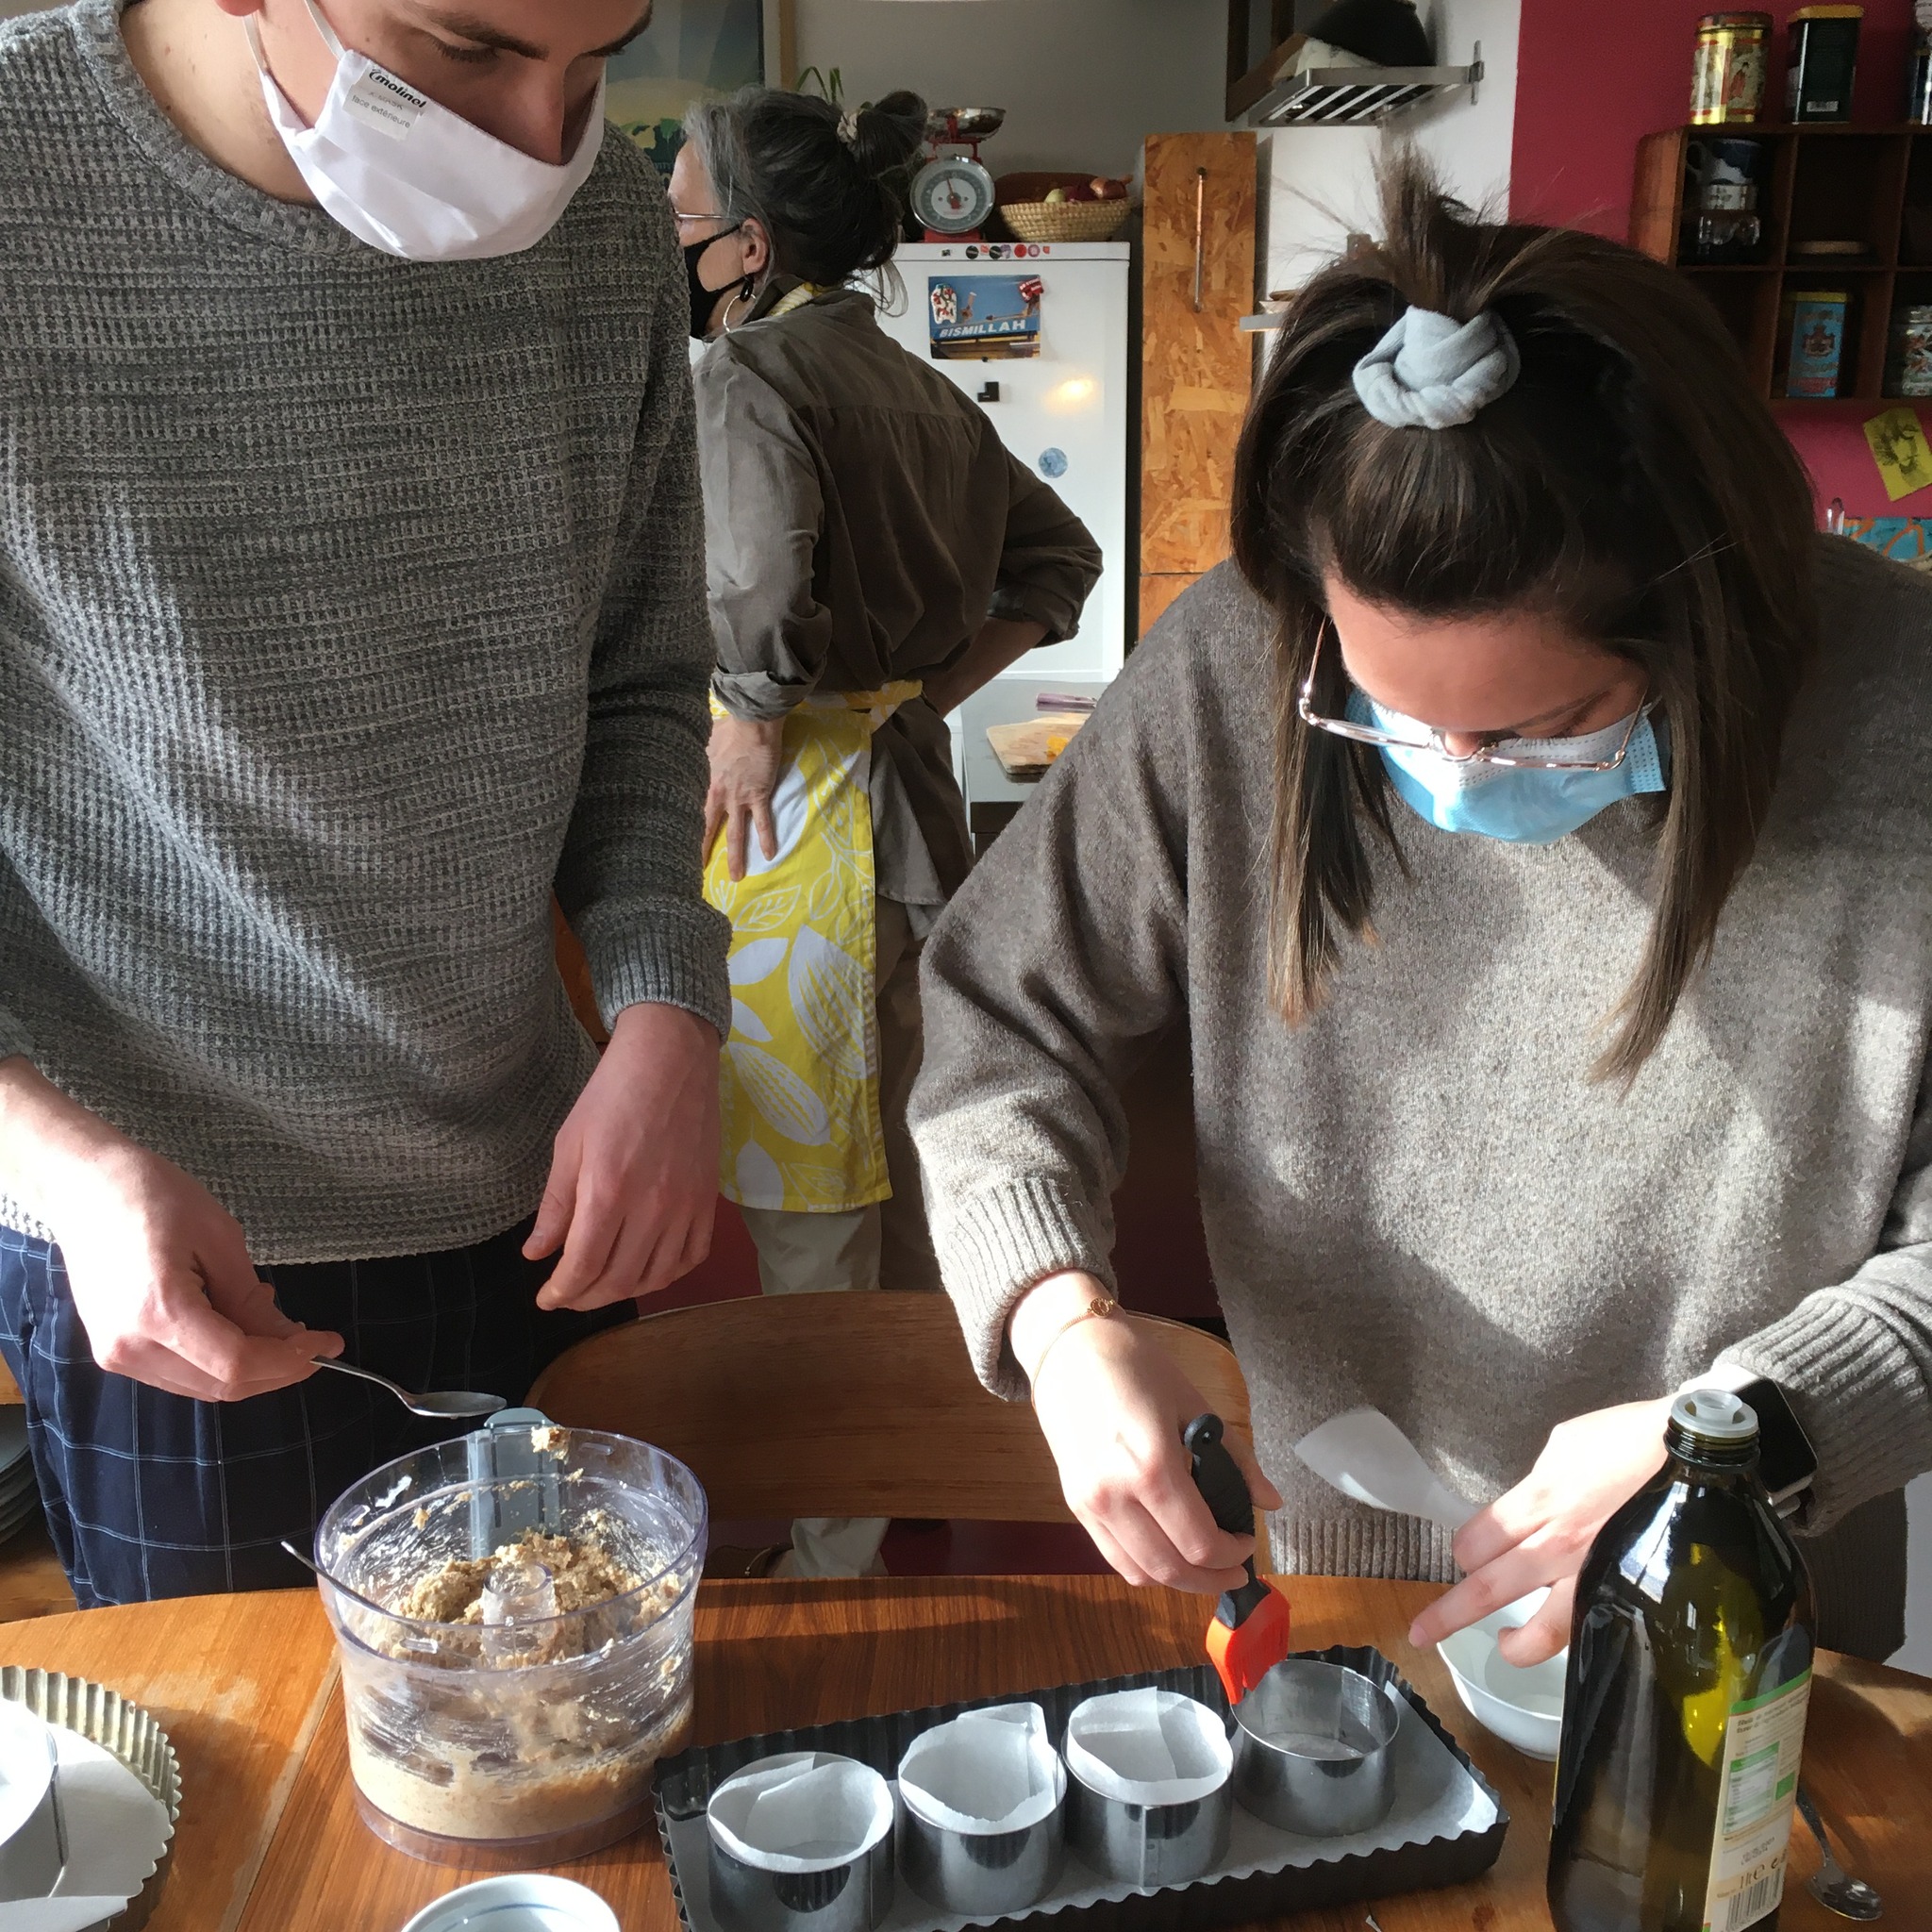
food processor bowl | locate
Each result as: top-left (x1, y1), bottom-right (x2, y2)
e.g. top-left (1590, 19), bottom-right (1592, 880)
top-left (313, 1414), bottom-right (708, 1867)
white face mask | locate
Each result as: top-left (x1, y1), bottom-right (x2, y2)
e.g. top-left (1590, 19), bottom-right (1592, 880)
top-left (246, 0), bottom-right (606, 260)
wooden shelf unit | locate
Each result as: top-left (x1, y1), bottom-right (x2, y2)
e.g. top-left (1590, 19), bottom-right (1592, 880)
top-left (1633, 124), bottom-right (1932, 407)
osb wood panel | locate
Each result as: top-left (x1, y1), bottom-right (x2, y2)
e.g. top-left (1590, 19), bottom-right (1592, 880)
top-left (1629, 126), bottom-right (1685, 261)
top-left (1139, 573), bottom-right (1202, 637)
top-left (1140, 131), bottom-right (1257, 582)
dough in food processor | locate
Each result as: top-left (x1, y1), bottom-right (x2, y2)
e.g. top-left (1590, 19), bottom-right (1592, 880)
top-left (392, 1529), bottom-right (644, 1624)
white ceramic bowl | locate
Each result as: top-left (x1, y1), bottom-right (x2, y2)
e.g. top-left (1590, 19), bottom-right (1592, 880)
top-left (400, 1874), bottom-right (621, 1932)
top-left (1436, 1588), bottom-right (1567, 1761)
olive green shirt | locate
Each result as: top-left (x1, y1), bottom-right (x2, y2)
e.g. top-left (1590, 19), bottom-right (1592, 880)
top-left (692, 286), bottom-right (1102, 908)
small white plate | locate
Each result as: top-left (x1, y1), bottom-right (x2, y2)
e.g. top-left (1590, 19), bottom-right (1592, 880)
top-left (1436, 1589), bottom-right (1567, 1761)
top-left (399, 1875), bottom-right (621, 1932)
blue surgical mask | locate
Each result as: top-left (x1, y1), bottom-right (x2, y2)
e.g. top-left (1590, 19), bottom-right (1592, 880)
top-left (1345, 691), bottom-right (1669, 845)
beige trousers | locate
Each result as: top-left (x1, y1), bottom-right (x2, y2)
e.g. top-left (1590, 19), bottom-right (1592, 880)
top-left (740, 896), bottom-right (941, 1576)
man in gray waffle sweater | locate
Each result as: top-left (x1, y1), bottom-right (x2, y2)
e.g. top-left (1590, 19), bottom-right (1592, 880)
top-left (0, 0), bottom-right (729, 1603)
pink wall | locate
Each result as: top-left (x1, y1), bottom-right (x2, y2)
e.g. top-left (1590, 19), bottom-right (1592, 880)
top-left (1509, 0), bottom-right (1920, 517)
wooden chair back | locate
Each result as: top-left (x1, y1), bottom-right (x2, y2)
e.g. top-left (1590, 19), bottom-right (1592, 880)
top-left (526, 1292), bottom-right (1252, 1525)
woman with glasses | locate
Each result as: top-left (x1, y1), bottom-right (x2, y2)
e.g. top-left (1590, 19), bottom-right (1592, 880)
top-left (670, 90), bottom-right (1101, 1576)
top-left (909, 158), bottom-right (1932, 1664)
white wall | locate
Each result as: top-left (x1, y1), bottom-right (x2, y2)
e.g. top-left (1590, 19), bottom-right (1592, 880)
top-left (791, 0), bottom-right (1228, 181)
top-left (1259, 0), bottom-right (1518, 292)
top-left (1899, 1475), bottom-right (1932, 1675)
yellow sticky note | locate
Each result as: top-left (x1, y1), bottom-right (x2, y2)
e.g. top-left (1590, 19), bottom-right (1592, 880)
top-left (1864, 407), bottom-right (1932, 502)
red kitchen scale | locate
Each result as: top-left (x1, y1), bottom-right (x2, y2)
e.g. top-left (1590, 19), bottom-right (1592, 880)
top-left (910, 107), bottom-right (1005, 242)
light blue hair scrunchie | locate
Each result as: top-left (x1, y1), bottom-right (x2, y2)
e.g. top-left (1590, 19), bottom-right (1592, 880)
top-left (1352, 306), bottom-right (1521, 430)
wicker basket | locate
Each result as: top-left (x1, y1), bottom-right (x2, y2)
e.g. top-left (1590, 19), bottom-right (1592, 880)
top-left (1000, 198), bottom-right (1132, 244)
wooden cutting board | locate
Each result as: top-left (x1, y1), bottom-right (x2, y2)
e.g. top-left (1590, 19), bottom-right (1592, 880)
top-left (985, 712), bottom-right (1089, 778)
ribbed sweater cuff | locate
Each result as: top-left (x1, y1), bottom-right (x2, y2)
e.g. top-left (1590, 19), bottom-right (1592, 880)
top-left (0, 1203), bottom-right (55, 1245)
top-left (1271, 1512), bottom-right (1458, 1586)
top-left (0, 1011), bottom-right (33, 1065)
top-left (941, 1177), bottom-right (1117, 1403)
top-left (582, 898), bottom-right (733, 1041)
top-left (1722, 1287), bottom-right (1930, 1531)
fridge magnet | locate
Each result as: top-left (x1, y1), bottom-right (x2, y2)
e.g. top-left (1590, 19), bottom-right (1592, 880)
top-left (1864, 406), bottom-right (1932, 501)
top-left (928, 275), bottom-right (1044, 359)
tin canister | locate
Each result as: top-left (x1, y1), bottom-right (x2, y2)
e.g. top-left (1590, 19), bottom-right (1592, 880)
top-left (1787, 6), bottom-right (1863, 123)
top-left (1781, 290), bottom-right (1849, 398)
top-left (1908, 22), bottom-right (1932, 123)
top-left (1887, 302), bottom-right (1932, 397)
top-left (1691, 12), bottom-right (1772, 124)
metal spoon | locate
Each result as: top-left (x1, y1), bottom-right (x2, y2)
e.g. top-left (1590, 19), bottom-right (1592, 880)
top-left (1796, 1786), bottom-right (1883, 1920)
top-left (312, 1355), bottom-right (506, 1419)
top-left (277, 1540), bottom-right (393, 1620)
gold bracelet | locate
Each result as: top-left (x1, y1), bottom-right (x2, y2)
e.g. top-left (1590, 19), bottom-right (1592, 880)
top-left (1025, 1294), bottom-right (1120, 1401)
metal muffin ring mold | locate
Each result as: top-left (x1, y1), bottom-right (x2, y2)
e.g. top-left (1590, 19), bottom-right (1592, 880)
top-left (707, 1752), bottom-right (895, 1932)
top-left (1062, 1687), bottom-right (1234, 1890)
top-left (1231, 1658), bottom-right (1402, 1837)
top-left (895, 1704), bottom-right (1066, 1916)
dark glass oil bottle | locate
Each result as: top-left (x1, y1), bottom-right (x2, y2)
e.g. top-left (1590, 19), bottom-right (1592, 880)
top-left (1548, 1391), bottom-right (1812, 1932)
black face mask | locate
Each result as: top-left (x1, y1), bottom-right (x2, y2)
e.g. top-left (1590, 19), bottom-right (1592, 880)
top-left (684, 225), bottom-right (744, 339)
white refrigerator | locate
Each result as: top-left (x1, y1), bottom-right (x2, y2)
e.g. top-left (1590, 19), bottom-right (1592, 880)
top-left (875, 241), bottom-right (1129, 677)
top-left (874, 242), bottom-right (1131, 824)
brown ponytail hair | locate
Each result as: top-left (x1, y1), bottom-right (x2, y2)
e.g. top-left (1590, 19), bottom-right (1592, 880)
top-left (1230, 154), bottom-right (1817, 1080)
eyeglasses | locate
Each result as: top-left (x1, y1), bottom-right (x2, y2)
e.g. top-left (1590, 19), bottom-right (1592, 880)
top-left (1296, 621), bottom-right (1652, 772)
top-left (668, 203), bottom-right (740, 232)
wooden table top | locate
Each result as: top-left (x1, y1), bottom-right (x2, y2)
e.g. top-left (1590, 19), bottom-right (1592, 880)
top-left (2, 1574), bottom-right (1925, 1932)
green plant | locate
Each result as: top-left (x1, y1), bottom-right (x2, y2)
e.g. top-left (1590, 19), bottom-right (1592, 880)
top-left (794, 65), bottom-right (844, 106)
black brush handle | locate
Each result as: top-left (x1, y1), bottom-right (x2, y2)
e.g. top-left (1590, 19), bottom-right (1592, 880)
top-left (1184, 1412), bottom-right (1271, 1628)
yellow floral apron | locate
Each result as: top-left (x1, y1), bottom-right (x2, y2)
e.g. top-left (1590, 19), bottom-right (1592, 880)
top-left (704, 684), bottom-right (919, 1213)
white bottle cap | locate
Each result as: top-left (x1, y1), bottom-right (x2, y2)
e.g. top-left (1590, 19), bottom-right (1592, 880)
top-left (1671, 1389), bottom-right (1759, 1444)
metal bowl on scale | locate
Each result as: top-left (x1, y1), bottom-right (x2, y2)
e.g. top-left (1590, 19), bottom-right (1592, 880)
top-left (926, 107), bottom-right (1006, 142)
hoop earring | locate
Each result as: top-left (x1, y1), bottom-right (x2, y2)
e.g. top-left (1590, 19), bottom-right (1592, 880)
top-left (721, 279), bottom-right (758, 331)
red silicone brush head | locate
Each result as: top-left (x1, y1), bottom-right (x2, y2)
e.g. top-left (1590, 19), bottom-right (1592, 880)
top-left (1206, 1580), bottom-right (1292, 1707)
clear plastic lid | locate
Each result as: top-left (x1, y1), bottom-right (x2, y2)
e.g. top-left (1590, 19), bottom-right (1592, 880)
top-left (1671, 1388), bottom-right (1759, 1445)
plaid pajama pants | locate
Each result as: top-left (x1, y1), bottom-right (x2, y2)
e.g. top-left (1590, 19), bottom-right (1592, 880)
top-left (0, 1219), bottom-right (624, 1607)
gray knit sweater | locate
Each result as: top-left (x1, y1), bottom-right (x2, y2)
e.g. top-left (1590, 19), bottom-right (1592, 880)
top-left (911, 540), bottom-right (1932, 1658)
top-left (0, 2), bottom-right (729, 1259)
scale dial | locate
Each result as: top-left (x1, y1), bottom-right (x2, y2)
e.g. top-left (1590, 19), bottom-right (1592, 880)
top-left (911, 156), bottom-right (996, 236)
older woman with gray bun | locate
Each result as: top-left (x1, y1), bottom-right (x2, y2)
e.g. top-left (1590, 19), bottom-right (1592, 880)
top-left (672, 89), bottom-right (1101, 1577)
top-left (909, 158), bottom-right (1932, 1664)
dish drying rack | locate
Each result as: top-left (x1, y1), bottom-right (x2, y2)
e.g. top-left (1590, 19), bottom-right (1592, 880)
top-left (1243, 42), bottom-right (1482, 127)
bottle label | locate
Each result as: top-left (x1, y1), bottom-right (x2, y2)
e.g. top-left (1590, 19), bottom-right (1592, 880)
top-left (1701, 1668), bottom-right (1812, 1931)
